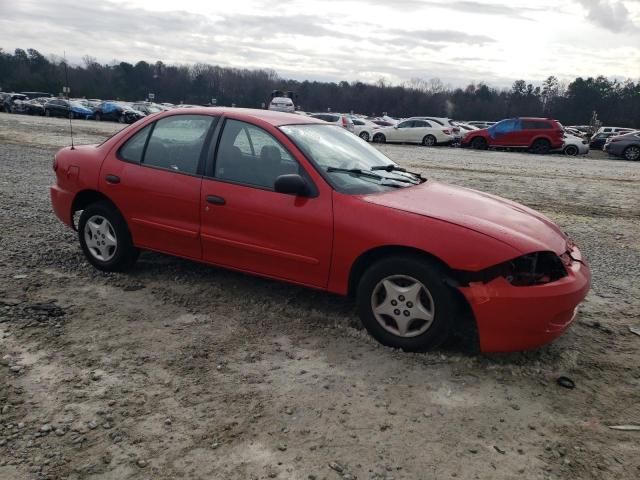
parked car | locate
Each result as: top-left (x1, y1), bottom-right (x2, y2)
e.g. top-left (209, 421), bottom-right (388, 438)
top-left (589, 132), bottom-right (618, 150)
top-left (372, 118), bottom-right (455, 146)
top-left (2, 93), bottom-right (28, 112)
top-left (462, 117), bottom-right (564, 154)
top-left (50, 108), bottom-right (590, 353)
top-left (370, 119), bottom-right (395, 127)
top-left (10, 98), bottom-right (45, 116)
top-left (268, 96), bottom-right (295, 113)
top-left (131, 102), bottom-right (165, 115)
top-left (349, 117), bottom-right (380, 141)
top-left (94, 101), bottom-right (145, 123)
top-left (414, 117), bottom-right (461, 140)
top-left (603, 130), bottom-right (640, 161)
top-left (595, 126), bottom-right (634, 136)
top-left (554, 134), bottom-right (589, 156)
top-left (44, 98), bottom-right (94, 119)
top-left (309, 113), bottom-right (355, 133)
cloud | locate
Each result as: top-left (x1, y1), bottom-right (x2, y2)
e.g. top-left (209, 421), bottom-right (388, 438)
top-left (574, 0), bottom-right (640, 32)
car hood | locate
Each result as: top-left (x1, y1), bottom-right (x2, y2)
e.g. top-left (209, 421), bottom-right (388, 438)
top-left (361, 181), bottom-right (568, 255)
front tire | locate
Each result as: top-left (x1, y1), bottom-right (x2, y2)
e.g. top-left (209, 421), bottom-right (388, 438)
top-left (78, 202), bottom-right (139, 272)
top-left (44, 109), bottom-right (51, 117)
top-left (422, 135), bottom-right (436, 146)
top-left (356, 256), bottom-right (455, 351)
top-left (471, 137), bottom-right (487, 150)
top-left (623, 145), bottom-right (640, 161)
top-left (94, 112), bottom-right (102, 121)
top-left (373, 133), bottom-right (386, 144)
top-left (564, 145), bottom-right (579, 156)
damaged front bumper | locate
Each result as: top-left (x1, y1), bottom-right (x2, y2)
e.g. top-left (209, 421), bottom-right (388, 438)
top-left (457, 247), bottom-right (590, 352)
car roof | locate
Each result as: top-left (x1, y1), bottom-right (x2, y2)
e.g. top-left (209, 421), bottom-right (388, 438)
top-left (157, 107), bottom-right (324, 126)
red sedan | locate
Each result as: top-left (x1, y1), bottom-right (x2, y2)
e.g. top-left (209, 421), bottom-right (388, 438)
top-left (51, 108), bottom-right (590, 352)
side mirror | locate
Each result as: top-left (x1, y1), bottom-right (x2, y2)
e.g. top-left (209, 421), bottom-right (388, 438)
top-left (274, 174), bottom-right (309, 196)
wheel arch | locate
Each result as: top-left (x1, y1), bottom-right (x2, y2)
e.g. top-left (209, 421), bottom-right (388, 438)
top-left (528, 135), bottom-right (552, 148)
top-left (71, 189), bottom-right (118, 230)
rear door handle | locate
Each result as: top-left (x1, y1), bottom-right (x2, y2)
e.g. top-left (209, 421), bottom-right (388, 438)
top-left (206, 195), bottom-right (226, 206)
top-left (105, 174), bottom-right (120, 184)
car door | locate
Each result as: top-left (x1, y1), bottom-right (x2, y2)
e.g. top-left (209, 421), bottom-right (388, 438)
top-left (99, 114), bottom-right (217, 259)
top-left (487, 119), bottom-right (519, 146)
top-left (390, 120), bottom-right (413, 142)
top-left (200, 117), bottom-right (333, 288)
top-left (409, 120), bottom-right (433, 143)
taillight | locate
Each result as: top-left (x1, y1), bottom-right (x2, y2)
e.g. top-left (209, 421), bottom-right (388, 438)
top-left (342, 116), bottom-right (347, 128)
top-left (53, 156), bottom-right (58, 172)
top-left (442, 129), bottom-right (451, 135)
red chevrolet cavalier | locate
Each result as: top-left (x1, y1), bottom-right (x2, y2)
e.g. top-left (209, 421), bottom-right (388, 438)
top-left (51, 108), bottom-right (590, 352)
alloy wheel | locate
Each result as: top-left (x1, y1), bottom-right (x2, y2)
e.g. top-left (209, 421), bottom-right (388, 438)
top-left (84, 215), bottom-right (118, 262)
top-left (423, 135), bottom-right (436, 146)
top-left (624, 146), bottom-right (640, 161)
top-left (370, 275), bottom-right (435, 338)
top-left (360, 132), bottom-right (370, 141)
top-left (564, 145), bottom-right (579, 156)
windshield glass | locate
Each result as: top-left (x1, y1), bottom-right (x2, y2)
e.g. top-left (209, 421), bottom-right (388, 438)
top-left (280, 124), bottom-right (422, 194)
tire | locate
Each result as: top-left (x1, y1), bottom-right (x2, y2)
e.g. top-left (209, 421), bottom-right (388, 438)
top-left (530, 139), bottom-right (551, 154)
top-left (373, 133), bottom-right (386, 144)
top-left (94, 112), bottom-right (101, 121)
top-left (359, 131), bottom-right (370, 142)
top-left (118, 114), bottom-right (126, 124)
top-left (44, 109), bottom-right (51, 117)
top-left (623, 145), bottom-right (640, 161)
top-left (78, 202), bottom-right (139, 272)
top-left (422, 135), bottom-right (436, 147)
top-left (356, 255), bottom-right (456, 352)
top-left (564, 145), bottom-right (579, 156)
top-left (470, 137), bottom-right (487, 150)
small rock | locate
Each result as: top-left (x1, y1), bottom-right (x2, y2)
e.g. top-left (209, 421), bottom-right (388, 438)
top-left (494, 446), bottom-right (506, 454)
top-left (211, 442), bottom-right (220, 449)
top-left (164, 418), bottom-right (172, 425)
top-left (277, 443), bottom-right (287, 451)
top-left (40, 425), bottom-right (52, 433)
top-left (136, 459), bottom-right (147, 468)
top-left (284, 406), bottom-right (294, 415)
top-left (9, 366), bottom-right (23, 373)
top-left (1, 406), bottom-right (9, 415)
top-left (54, 429), bottom-right (65, 436)
top-left (342, 474), bottom-right (357, 480)
top-left (87, 421), bottom-right (98, 430)
top-left (329, 461), bottom-right (344, 473)
top-left (469, 448), bottom-right (478, 454)
top-left (89, 372), bottom-right (101, 381)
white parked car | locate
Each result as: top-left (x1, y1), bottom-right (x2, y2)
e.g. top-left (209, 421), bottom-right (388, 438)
top-left (309, 113), bottom-right (355, 133)
top-left (268, 96), bottom-right (295, 113)
top-left (554, 134), bottom-right (589, 156)
top-left (372, 118), bottom-right (455, 146)
top-left (594, 126), bottom-right (634, 136)
top-left (350, 117), bottom-right (380, 141)
top-left (467, 121), bottom-right (496, 128)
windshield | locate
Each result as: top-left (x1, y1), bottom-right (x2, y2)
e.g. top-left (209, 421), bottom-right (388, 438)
top-left (280, 124), bottom-right (423, 194)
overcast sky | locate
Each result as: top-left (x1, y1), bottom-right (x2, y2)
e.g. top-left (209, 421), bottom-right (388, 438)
top-left (1, 0), bottom-right (639, 87)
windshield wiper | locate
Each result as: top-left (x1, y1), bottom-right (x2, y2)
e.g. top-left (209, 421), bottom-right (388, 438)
top-left (371, 164), bottom-right (425, 182)
top-left (326, 167), bottom-right (383, 180)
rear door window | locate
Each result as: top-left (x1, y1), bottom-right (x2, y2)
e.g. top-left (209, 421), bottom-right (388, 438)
top-left (118, 124), bottom-right (152, 163)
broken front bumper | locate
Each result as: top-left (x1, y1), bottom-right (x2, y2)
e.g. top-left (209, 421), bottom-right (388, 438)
top-left (458, 248), bottom-right (591, 353)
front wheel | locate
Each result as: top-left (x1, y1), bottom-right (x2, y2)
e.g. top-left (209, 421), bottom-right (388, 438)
top-left (470, 137), bottom-right (487, 150)
top-left (422, 135), bottom-right (436, 146)
top-left (78, 202), bottom-right (139, 272)
top-left (356, 256), bottom-right (455, 351)
top-left (623, 145), bottom-right (640, 161)
top-left (564, 145), bottom-right (579, 156)
top-left (94, 112), bottom-right (101, 121)
top-left (44, 109), bottom-right (51, 117)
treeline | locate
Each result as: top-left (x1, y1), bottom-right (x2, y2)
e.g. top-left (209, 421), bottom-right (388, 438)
top-left (1, 48), bottom-right (639, 126)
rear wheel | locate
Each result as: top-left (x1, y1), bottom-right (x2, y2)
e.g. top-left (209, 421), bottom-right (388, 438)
top-left (78, 202), bottom-right (139, 272)
top-left (373, 133), bottom-right (386, 144)
top-left (356, 256), bottom-right (455, 351)
top-left (623, 145), bottom-right (640, 161)
top-left (94, 112), bottom-right (102, 121)
top-left (564, 144), bottom-right (579, 156)
top-left (359, 131), bottom-right (370, 142)
top-left (471, 137), bottom-right (487, 150)
top-left (118, 114), bottom-right (126, 123)
top-left (422, 135), bottom-right (436, 147)
top-left (531, 139), bottom-right (551, 154)
top-left (44, 109), bottom-right (51, 117)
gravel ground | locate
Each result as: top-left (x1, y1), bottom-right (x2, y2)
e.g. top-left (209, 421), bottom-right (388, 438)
top-left (0, 112), bottom-right (639, 480)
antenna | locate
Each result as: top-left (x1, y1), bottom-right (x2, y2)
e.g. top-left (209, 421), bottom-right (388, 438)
top-left (63, 51), bottom-right (75, 150)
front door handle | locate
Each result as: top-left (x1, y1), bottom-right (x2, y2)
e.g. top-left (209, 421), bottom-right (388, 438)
top-left (105, 174), bottom-right (120, 184)
top-left (206, 195), bottom-right (226, 206)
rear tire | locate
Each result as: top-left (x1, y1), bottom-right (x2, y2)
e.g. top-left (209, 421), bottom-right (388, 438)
top-left (564, 145), bottom-right (579, 156)
top-left (422, 135), bottom-right (436, 147)
top-left (471, 137), bottom-right (487, 150)
top-left (623, 145), bottom-right (640, 161)
top-left (44, 109), bottom-right (51, 117)
top-left (373, 133), bottom-right (386, 144)
top-left (530, 139), bottom-right (551, 154)
top-left (356, 256), bottom-right (455, 352)
top-left (78, 202), bottom-right (139, 272)
top-left (95, 112), bottom-right (101, 121)
top-left (359, 131), bottom-right (370, 142)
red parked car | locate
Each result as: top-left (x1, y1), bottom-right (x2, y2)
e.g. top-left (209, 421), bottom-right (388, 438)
top-left (51, 108), bottom-right (590, 352)
top-left (461, 117), bottom-right (564, 154)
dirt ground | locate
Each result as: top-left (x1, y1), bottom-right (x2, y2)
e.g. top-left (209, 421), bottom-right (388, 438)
top-left (0, 112), bottom-right (639, 480)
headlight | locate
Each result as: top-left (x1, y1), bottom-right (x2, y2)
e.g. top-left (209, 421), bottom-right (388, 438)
top-left (502, 251), bottom-right (567, 286)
